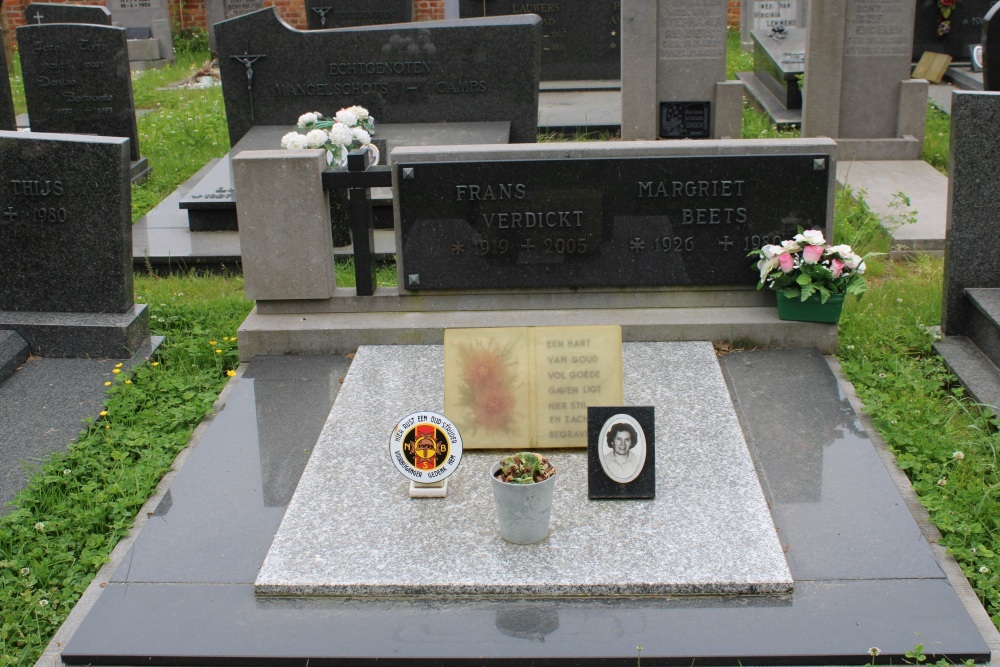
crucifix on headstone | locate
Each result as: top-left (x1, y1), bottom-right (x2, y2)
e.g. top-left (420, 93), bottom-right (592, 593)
top-left (230, 46), bottom-right (266, 122)
top-left (32, 11), bottom-right (44, 23)
top-left (312, 6), bottom-right (332, 27)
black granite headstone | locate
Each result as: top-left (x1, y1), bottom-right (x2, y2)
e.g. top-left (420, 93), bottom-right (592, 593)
top-left (0, 131), bottom-right (133, 313)
top-left (984, 1), bottom-right (1000, 89)
top-left (0, 0), bottom-right (15, 132)
top-left (912, 0), bottom-right (993, 61)
top-left (24, 2), bottom-right (112, 26)
top-left (305, 0), bottom-right (412, 30)
top-left (396, 153), bottom-right (830, 291)
top-left (215, 8), bottom-right (541, 145)
top-left (458, 0), bottom-right (620, 80)
top-left (17, 23), bottom-right (141, 161)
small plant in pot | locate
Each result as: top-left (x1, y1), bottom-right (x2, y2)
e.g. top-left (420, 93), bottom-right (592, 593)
top-left (490, 452), bottom-right (557, 544)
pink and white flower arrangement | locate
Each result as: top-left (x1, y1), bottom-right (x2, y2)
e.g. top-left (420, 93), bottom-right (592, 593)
top-left (749, 229), bottom-right (870, 303)
top-left (280, 105), bottom-right (376, 167)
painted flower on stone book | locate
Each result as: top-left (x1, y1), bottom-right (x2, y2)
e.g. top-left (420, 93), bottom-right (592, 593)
top-left (456, 339), bottom-right (521, 437)
top-left (280, 105), bottom-right (376, 167)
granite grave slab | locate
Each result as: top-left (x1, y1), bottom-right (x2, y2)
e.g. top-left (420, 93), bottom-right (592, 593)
top-left (394, 151), bottom-right (831, 291)
top-left (752, 26), bottom-right (806, 110)
top-left (305, 0), bottom-right (412, 30)
top-left (0, 131), bottom-right (148, 357)
top-left (740, 0), bottom-right (807, 49)
top-left (105, 0), bottom-right (174, 65)
top-left (256, 342), bottom-right (793, 597)
top-left (913, 0), bottom-right (993, 61)
top-left (457, 0), bottom-right (621, 81)
top-left (24, 2), bottom-right (112, 25)
top-left (17, 23), bottom-right (142, 162)
top-left (215, 8), bottom-right (541, 145)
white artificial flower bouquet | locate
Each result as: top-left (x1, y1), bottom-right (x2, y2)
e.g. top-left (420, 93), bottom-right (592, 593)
top-left (280, 106), bottom-right (376, 167)
top-left (748, 228), bottom-right (871, 303)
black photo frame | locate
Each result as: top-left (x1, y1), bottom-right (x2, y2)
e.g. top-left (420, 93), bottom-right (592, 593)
top-left (587, 406), bottom-right (655, 499)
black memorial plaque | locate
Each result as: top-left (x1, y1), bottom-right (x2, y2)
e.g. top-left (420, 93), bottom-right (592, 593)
top-left (913, 0), bottom-right (993, 61)
top-left (215, 8), bottom-right (541, 146)
top-left (587, 406), bottom-right (655, 500)
top-left (0, 131), bottom-right (133, 314)
top-left (397, 153), bottom-right (831, 291)
top-left (17, 23), bottom-right (141, 161)
top-left (24, 2), bottom-right (113, 25)
top-left (305, 0), bottom-right (412, 30)
top-left (984, 1), bottom-right (1000, 90)
top-left (660, 102), bottom-right (711, 139)
top-left (458, 0), bottom-right (620, 80)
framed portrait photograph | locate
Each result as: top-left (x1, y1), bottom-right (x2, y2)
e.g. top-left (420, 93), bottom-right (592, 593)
top-left (587, 406), bottom-right (655, 499)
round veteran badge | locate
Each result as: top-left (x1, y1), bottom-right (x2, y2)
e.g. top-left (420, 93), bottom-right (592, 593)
top-left (389, 411), bottom-right (463, 484)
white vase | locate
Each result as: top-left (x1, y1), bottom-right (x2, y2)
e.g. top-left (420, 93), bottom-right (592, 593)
top-left (489, 462), bottom-right (556, 544)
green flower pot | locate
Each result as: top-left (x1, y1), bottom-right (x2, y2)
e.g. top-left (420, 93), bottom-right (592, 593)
top-left (776, 292), bottom-right (845, 323)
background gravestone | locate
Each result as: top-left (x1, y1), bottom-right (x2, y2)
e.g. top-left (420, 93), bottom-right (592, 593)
top-left (0, 8), bottom-right (13, 131)
top-left (912, 0), bottom-right (993, 61)
top-left (457, 0), bottom-right (620, 80)
top-left (215, 8), bottom-right (541, 145)
top-left (24, 2), bottom-right (112, 25)
top-left (105, 0), bottom-right (173, 65)
top-left (621, 0), bottom-right (742, 140)
top-left (801, 0), bottom-right (926, 160)
top-left (0, 131), bottom-right (148, 357)
top-left (205, 0), bottom-right (264, 52)
top-left (305, 0), bottom-right (412, 30)
top-left (17, 23), bottom-right (142, 161)
top-left (740, 0), bottom-right (807, 47)
top-left (984, 2), bottom-right (1000, 90)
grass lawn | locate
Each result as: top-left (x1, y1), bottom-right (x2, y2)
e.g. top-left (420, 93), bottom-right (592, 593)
top-left (2, 34), bottom-right (1000, 667)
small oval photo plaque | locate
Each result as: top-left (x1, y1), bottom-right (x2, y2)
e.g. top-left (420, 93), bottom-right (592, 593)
top-left (389, 411), bottom-right (463, 484)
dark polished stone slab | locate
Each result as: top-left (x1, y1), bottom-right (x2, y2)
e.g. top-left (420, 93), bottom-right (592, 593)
top-left (0, 305), bottom-right (149, 358)
top-left (305, 0), bottom-right (411, 30)
top-left (0, 330), bottom-right (29, 386)
top-left (458, 0), bottom-right (621, 81)
top-left (24, 2), bottom-right (112, 25)
top-left (397, 153), bottom-right (830, 291)
top-left (17, 23), bottom-right (141, 161)
top-left (58, 350), bottom-right (992, 664)
top-left (62, 579), bottom-right (988, 664)
top-left (215, 9), bottom-right (540, 145)
top-left (0, 131), bottom-right (133, 314)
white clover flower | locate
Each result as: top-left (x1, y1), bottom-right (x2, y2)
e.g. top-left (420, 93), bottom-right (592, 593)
top-left (335, 108), bottom-right (359, 126)
top-left (953, 451), bottom-right (965, 461)
top-left (980, 566), bottom-right (990, 574)
top-left (34, 522), bottom-right (44, 531)
top-left (347, 105), bottom-right (369, 120)
top-left (351, 127), bottom-right (371, 145)
top-left (328, 122), bottom-right (354, 146)
top-left (937, 477), bottom-right (947, 487)
top-left (305, 129), bottom-right (329, 149)
top-left (794, 229), bottom-right (825, 245)
top-left (38, 599), bottom-right (49, 607)
top-left (280, 131), bottom-right (309, 150)
top-left (20, 567), bottom-right (30, 576)
top-left (296, 112), bottom-right (320, 128)
top-left (868, 647), bottom-right (881, 658)
top-left (63, 469), bottom-right (71, 476)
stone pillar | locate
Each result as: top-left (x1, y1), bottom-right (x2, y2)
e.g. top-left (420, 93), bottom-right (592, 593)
top-left (233, 150), bottom-right (336, 301)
